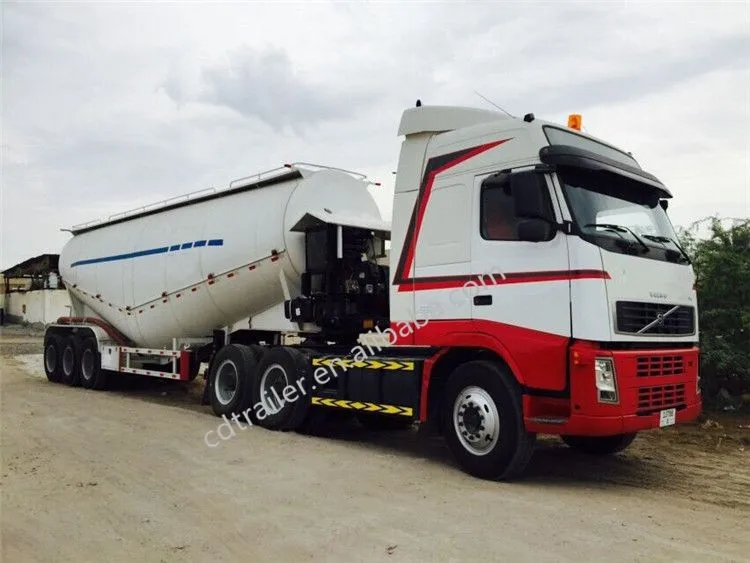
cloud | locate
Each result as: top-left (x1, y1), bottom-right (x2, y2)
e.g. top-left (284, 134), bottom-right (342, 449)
top-left (163, 45), bottom-right (375, 133)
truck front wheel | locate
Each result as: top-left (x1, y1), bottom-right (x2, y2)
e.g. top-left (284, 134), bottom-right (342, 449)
top-left (442, 360), bottom-right (536, 480)
top-left (561, 433), bottom-right (637, 455)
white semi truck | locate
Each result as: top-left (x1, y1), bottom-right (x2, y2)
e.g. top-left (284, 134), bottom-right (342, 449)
top-left (44, 103), bottom-right (701, 479)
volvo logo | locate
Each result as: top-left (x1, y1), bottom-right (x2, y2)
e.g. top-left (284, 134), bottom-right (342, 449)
top-left (637, 305), bottom-right (680, 334)
top-left (649, 292), bottom-right (668, 299)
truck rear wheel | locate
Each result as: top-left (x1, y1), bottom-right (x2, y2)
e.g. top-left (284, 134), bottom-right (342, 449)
top-left (252, 347), bottom-right (310, 431)
top-left (442, 360), bottom-right (536, 480)
top-left (208, 344), bottom-right (256, 419)
top-left (60, 335), bottom-right (82, 387)
top-left (561, 433), bottom-right (637, 455)
top-left (247, 344), bottom-right (267, 362)
top-left (43, 333), bottom-right (63, 383)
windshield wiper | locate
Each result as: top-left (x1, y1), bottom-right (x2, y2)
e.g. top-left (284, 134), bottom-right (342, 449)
top-left (641, 234), bottom-right (670, 243)
top-left (642, 234), bottom-right (692, 263)
top-left (584, 223), bottom-right (650, 253)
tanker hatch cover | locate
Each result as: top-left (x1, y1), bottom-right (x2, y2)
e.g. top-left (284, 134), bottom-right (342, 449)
top-left (290, 210), bottom-right (391, 238)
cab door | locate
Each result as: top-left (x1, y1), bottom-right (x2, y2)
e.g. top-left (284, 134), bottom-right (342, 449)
top-left (469, 169), bottom-right (572, 392)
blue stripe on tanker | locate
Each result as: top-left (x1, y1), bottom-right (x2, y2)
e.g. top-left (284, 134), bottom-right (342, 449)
top-left (70, 239), bottom-right (224, 267)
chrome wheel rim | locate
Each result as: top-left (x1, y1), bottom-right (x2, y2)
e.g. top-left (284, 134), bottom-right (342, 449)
top-left (453, 385), bottom-right (500, 456)
top-left (62, 346), bottom-right (75, 376)
top-left (259, 363), bottom-right (289, 415)
top-left (215, 360), bottom-right (239, 406)
top-left (45, 344), bottom-right (57, 373)
top-left (81, 349), bottom-right (95, 381)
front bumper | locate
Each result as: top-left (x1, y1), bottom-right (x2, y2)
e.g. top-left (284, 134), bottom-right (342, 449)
top-left (525, 343), bottom-right (702, 436)
top-left (544, 399), bottom-right (702, 436)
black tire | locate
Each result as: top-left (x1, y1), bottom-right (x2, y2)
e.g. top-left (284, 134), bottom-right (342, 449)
top-left (60, 335), bottom-right (82, 386)
top-left (442, 360), bottom-right (536, 480)
top-left (357, 413), bottom-right (414, 431)
top-left (561, 433), bottom-right (637, 455)
top-left (252, 347), bottom-right (310, 431)
top-left (208, 344), bottom-right (257, 419)
top-left (247, 344), bottom-right (268, 362)
top-left (295, 407), bottom-right (332, 436)
top-left (79, 337), bottom-right (107, 390)
top-left (43, 332), bottom-right (63, 383)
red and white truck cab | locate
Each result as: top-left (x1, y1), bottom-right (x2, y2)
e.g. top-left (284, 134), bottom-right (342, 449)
top-left (388, 105), bottom-right (700, 457)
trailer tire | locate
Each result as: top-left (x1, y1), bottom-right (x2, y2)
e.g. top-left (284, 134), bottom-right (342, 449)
top-left (208, 344), bottom-right (256, 419)
top-left (561, 433), bottom-right (637, 455)
top-left (60, 335), bottom-right (82, 387)
top-left (79, 337), bottom-right (105, 390)
top-left (442, 360), bottom-right (536, 480)
top-left (252, 347), bottom-right (310, 431)
top-left (43, 333), bottom-right (63, 383)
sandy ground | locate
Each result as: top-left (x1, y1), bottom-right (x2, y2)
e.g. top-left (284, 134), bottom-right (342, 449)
top-left (1, 327), bottom-right (748, 562)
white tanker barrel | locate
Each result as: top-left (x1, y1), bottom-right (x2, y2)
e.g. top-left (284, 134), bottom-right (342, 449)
top-left (59, 167), bottom-right (388, 349)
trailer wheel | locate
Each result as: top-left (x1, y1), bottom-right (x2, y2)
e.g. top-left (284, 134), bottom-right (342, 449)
top-left (43, 333), bottom-right (63, 383)
top-left (252, 347), bottom-right (310, 431)
top-left (561, 433), bottom-right (637, 455)
top-left (442, 360), bottom-right (536, 480)
top-left (208, 344), bottom-right (256, 419)
top-left (60, 335), bottom-right (82, 387)
top-left (79, 337), bottom-right (106, 390)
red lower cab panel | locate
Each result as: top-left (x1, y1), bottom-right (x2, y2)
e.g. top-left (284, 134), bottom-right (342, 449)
top-left (525, 342), bottom-right (702, 436)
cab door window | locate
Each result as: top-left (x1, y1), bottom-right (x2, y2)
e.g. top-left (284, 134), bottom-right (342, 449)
top-left (480, 177), bottom-right (519, 241)
top-left (480, 173), bottom-right (555, 241)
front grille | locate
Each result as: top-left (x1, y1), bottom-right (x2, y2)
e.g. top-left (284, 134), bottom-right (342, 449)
top-left (616, 301), bottom-right (695, 335)
top-left (636, 355), bottom-right (685, 377)
top-left (637, 384), bottom-right (686, 413)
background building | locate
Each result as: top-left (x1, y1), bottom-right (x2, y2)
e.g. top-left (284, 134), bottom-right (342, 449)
top-left (1, 254), bottom-right (71, 325)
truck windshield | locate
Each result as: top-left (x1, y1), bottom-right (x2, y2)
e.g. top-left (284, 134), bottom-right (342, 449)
top-left (558, 167), bottom-right (688, 263)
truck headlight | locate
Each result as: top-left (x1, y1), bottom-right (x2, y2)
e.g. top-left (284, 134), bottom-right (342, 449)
top-left (595, 357), bottom-right (618, 403)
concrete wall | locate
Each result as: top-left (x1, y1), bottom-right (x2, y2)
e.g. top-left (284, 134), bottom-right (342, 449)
top-left (2, 290), bottom-right (71, 325)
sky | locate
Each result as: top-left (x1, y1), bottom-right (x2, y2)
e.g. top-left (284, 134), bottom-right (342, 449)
top-left (2, 1), bottom-right (749, 270)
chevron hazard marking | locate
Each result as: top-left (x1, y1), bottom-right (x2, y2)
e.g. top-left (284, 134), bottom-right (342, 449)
top-left (311, 397), bottom-right (413, 417)
top-left (311, 358), bottom-right (415, 371)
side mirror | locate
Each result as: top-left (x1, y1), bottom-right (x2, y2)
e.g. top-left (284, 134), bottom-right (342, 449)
top-left (511, 171), bottom-right (555, 222)
top-left (659, 199), bottom-right (669, 211)
top-left (517, 219), bottom-right (553, 242)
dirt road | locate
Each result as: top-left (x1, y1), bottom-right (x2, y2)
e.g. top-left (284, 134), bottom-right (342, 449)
top-left (1, 331), bottom-right (748, 562)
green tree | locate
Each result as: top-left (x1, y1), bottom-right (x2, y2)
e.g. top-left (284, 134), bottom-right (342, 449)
top-left (678, 217), bottom-right (750, 402)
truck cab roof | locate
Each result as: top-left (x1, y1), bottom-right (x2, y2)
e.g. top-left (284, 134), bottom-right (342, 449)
top-left (397, 105), bottom-right (510, 137)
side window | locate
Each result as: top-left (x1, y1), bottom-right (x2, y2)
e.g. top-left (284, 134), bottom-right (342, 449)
top-left (480, 177), bottom-right (519, 241)
top-left (480, 172), bottom-right (556, 241)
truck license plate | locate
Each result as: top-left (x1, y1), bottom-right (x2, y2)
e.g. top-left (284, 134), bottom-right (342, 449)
top-left (659, 408), bottom-right (676, 427)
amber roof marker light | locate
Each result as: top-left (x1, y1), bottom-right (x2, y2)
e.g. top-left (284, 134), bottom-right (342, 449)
top-left (568, 114), bottom-right (582, 131)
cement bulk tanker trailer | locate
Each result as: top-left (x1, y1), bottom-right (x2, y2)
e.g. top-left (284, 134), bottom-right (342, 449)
top-left (56, 165), bottom-right (388, 349)
top-left (44, 103), bottom-right (702, 481)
